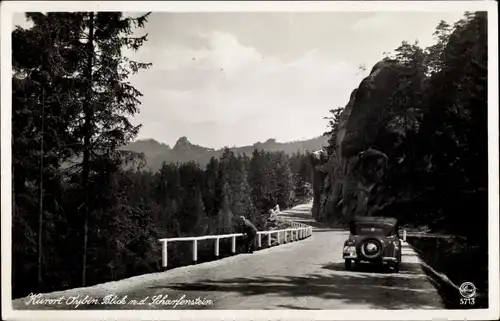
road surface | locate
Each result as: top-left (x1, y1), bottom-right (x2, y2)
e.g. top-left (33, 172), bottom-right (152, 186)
top-left (12, 203), bottom-right (443, 310)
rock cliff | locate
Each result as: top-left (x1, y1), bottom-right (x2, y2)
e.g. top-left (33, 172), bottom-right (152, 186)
top-left (311, 59), bottom-right (414, 224)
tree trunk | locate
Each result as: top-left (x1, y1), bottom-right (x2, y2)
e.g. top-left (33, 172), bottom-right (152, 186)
top-left (81, 12), bottom-right (95, 287)
top-left (37, 87), bottom-right (45, 291)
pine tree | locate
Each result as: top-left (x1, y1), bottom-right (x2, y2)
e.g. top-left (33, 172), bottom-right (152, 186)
top-left (248, 149), bottom-right (273, 213)
top-left (218, 149), bottom-right (256, 220)
top-left (12, 13), bottom-right (88, 291)
top-left (176, 162), bottom-right (206, 234)
top-left (323, 107), bottom-right (344, 156)
top-left (217, 182), bottom-right (234, 234)
top-left (13, 12), bottom-right (152, 286)
top-left (203, 157), bottom-right (222, 218)
top-left (272, 152), bottom-right (295, 209)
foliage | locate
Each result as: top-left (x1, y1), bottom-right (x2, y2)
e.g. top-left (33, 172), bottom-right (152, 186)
top-left (12, 12), bottom-right (313, 298)
top-left (323, 107), bottom-right (344, 156)
top-left (325, 12), bottom-right (488, 245)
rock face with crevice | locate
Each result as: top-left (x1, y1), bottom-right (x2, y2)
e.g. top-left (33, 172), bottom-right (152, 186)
top-left (311, 59), bottom-right (409, 224)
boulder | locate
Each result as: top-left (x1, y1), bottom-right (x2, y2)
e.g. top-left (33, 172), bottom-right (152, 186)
top-left (311, 59), bottom-right (410, 224)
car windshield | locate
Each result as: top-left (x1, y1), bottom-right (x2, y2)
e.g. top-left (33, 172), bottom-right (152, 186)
top-left (350, 223), bottom-right (396, 236)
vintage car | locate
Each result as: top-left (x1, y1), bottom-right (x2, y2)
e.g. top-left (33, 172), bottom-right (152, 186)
top-left (342, 216), bottom-right (402, 272)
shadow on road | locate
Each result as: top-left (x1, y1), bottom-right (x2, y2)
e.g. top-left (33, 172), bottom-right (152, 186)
top-left (147, 261), bottom-right (439, 309)
top-left (322, 262), bottom-right (424, 276)
top-left (275, 304), bottom-right (317, 310)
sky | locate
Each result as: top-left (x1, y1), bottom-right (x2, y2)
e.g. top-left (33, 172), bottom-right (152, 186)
top-left (12, 11), bottom-right (467, 149)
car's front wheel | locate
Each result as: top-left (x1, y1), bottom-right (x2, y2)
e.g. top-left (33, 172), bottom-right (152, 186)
top-left (345, 259), bottom-right (353, 271)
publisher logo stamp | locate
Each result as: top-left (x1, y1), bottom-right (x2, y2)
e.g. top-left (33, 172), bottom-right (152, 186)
top-left (459, 282), bottom-right (476, 305)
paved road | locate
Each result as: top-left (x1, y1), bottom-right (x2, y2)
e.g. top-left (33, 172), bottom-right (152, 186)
top-left (12, 203), bottom-right (443, 310)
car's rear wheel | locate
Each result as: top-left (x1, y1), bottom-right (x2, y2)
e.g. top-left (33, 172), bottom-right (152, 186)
top-left (345, 259), bottom-right (353, 271)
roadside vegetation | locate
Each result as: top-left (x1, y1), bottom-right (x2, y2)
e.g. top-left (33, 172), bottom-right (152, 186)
top-left (12, 12), bottom-right (313, 298)
top-left (324, 11), bottom-right (488, 305)
top-left (12, 11), bottom-right (488, 304)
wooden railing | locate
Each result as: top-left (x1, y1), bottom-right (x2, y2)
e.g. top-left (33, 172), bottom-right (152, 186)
top-left (158, 206), bottom-right (313, 268)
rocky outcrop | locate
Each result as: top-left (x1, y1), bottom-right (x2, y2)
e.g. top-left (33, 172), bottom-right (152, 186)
top-left (312, 59), bottom-right (411, 224)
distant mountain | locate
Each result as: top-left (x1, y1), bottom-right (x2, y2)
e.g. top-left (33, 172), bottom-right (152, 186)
top-left (123, 135), bottom-right (328, 172)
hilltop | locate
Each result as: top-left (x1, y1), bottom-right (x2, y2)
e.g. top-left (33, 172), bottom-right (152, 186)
top-left (123, 135), bottom-right (328, 171)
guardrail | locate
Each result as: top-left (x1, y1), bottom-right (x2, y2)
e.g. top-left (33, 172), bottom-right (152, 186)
top-left (401, 230), bottom-right (467, 242)
top-left (159, 211), bottom-right (313, 268)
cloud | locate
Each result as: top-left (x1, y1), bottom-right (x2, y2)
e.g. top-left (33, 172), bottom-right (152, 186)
top-left (349, 12), bottom-right (468, 48)
top-left (128, 30), bottom-right (363, 148)
top-left (351, 14), bottom-right (392, 32)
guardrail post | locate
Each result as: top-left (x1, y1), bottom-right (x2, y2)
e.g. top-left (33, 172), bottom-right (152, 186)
top-left (231, 236), bottom-right (236, 253)
top-left (160, 239), bottom-right (168, 268)
top-left (268, 233), bottom-right (272, 247)
top-left (277, 231), bottom-right (281, 245)
top-left (403, 229), bottom-right (407, 242)
top-left (192, 240), bottom-right (198, 263)
top-left (258, 234), bottom-right (262, 248)
top-left (215, 238), bottom-right (220, 257)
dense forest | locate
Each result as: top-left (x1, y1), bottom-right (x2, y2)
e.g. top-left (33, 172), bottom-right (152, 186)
top-left (11, 10), bottom-right (489, 301)
top-left (322, 11), bottom-right (487, 239)
top-left (11, 12), bottom-right (314, 298)
top-left (320, 11), bottom-right (488, 300)
top-left (386, 12), bottom-right (486, 242)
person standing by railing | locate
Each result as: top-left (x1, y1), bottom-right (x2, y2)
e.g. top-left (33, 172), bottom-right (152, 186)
top-left (269, 204), bottom-right (281, 221)
top-left (239, 216), bottom-right (258, 254)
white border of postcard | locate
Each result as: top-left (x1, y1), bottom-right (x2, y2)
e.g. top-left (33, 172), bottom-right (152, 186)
top-left (1, 1), bottom-right (499, 320)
